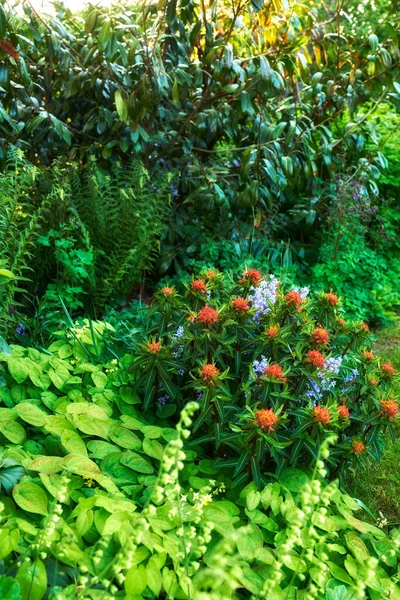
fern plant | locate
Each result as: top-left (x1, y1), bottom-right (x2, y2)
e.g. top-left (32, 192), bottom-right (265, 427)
top-left (64, 156), bottom-right (172, 311)
top-left (1, 149), bottom-right (173, 335)
top-left (0, 148), bottom-right (50, 331)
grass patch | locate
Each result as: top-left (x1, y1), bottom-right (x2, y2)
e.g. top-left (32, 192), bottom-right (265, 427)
top-left (344, 322), bottom-right (400, 526)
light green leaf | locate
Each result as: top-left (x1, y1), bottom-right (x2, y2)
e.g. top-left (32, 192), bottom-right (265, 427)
top-left (13, 482), bottom-right (48, 516)
top-left (115, 89), bottom-right (128, 123)
top-left (125, 564), bottom-right (147, 595)
top-left (16, 559), bottom-right (47, 600)
top-left (29, 456), bottom-right (64, 474)
top-left (14, 403), bottom-right (47, 427)
top-left (61, 430), bottom-right (88, 456)
top-left (0, 421), bottom-right (26, 444)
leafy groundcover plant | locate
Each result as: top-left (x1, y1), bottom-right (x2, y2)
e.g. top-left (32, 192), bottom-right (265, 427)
top-left (0, 326), bottom-right (400, 600)
top-left (129, 270), bottom-right (399, 485)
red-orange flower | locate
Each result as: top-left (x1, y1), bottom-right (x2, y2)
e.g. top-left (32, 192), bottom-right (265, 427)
top-left (363, 351), bottom-right (374, 361)
top-left (265, 325), bottom-right (279, 339)
top-left (359, 322), bottom-right (370, 333)
top-left (285, 291), bottom-right (303, 307)
top-left (313, 406), bottom-right (331, 424)
top-left (191, 279), bottom-right (207, 294)
top-left (380, 399), bottom-right (399, 420)
top-left (338, 405), bottom-right (350, 420)
top-left (232, 297), bottom-right (249, 314)
top-left (307, 350), bottom-right (325, 369)
top-left (382, 362), bottom-right (395, 377)
top-left (201, 364), bottom-right (220, 382)
top-left (162, 286), bottom-right (174, 296)
top-left (147, 341), bottom-right (161, 354)
top-left (352, 440), bottom-right (365, 455)
top-left (264, 364), bottom-right (287, 383)
top-left (312, 327), bottom-right (329, 345)
top-left (337, 318), bottom-right (346, 327)
top-left (324, 293), bottom-right (339, 306)
top-left (198, 305), bottom-right (219, 325)
top-left (370, 378), bottom-right (377, 386)
top-left (255, 408), bottom-right (279, 433)
top-left (241, 269), bottom-right (262, 286)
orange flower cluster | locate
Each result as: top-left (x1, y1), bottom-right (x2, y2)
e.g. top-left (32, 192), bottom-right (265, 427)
top-left (198, 305), bottom-right (219, 325)
top-left (382, 362), bottom-right (396, 377)
top-left (201, 363), bottom-right (220, 382)
top-left (336, 318), bottom-right (346, 327)
top-left (147, 341), bottom-right (161, 354)
top-left (312, 327), bottom-right (329, 345)
top-left (352, 440), bottom-right (365, 455)
top-left (285, 291), bottom-right (303, 307)
top-left (359, 322), bottom-right (370, 333)
top-left (324, 293), bottom-right (339, 306)
top-left (313, 405), bottom-right (331, 424)
top-left (232, 297), bottom-right (249, 313)
top-left (337, 405), bottom-right (350, 420)
top-left (162, 286), bottom-right (174, 296)
top-left (265, 325), bottom-right (279, 339)
top-left (191, 279), bottom-right (207, 294)
top-left (254, 408), bottom-right (278, 433)
top-left (380, 398), bottom-right (399, 420)
top-left (307, 350), bottom-right (325, 368)
top-left (264, 363), bottom-right (287, 382)
top-left (363, 351), bottom-right (374, 361)
top-left (240, 269), bottom-right (262, 286)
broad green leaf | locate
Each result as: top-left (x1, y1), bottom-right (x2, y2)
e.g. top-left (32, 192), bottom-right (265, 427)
top-left (61, 430), bottom-right (88, 456)
top-left (0, 529), bottom-right (20, 559)
top-left (143, 437), bottom-right (164, 460)
top-left (76, 509), bottom-right (94, 537)
top-left (115, 90), bottom-right (128, 123)
top-left (92, 371), bottom-right (108, 388)
top-left (109, 425), bottom-right (142, 450)
top-left (246, 489), bottom-right (261, 511)
top-left (0, 421), bottom-right (26, 444)
top-left (14, 403), bottom-right (47, 427)
top-left (121, 451), bottom-right (154, 474)
top-left (236, 524), bottom-right (263, 559)
top-left (146, 557), bottom-right (162, 596)
top-left (125, 564), bottom-right (147, 595)
top-left (62, 454), bottom-right (101, 477)
top-left (16, 560), bottom-right (47, 600)
top-left (7, 358), bottom-right (30, 383)
top-left (13, 482), bottom-right (48, 516)
top-left (29, 456), bottom-right (64, 474)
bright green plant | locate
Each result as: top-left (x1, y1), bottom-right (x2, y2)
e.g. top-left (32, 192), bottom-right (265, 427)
top-left (0, 387), bottom-right (399, 600)
top-left (128, 270), bottom-right (400, 484)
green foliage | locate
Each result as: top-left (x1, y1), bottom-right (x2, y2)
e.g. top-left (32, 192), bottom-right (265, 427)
top-left (36, 156), bottom-right (172, 313)
top-left (1, 341), bottom-right (400, 600)
top-left (311, 175), bottom-right (400, 324)
top-left (0, 150), bottom-right (172, 336)
top-left (0, 0), bottom-right (398, 276)
top-left (128, 270), bottom-right (399, 483)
